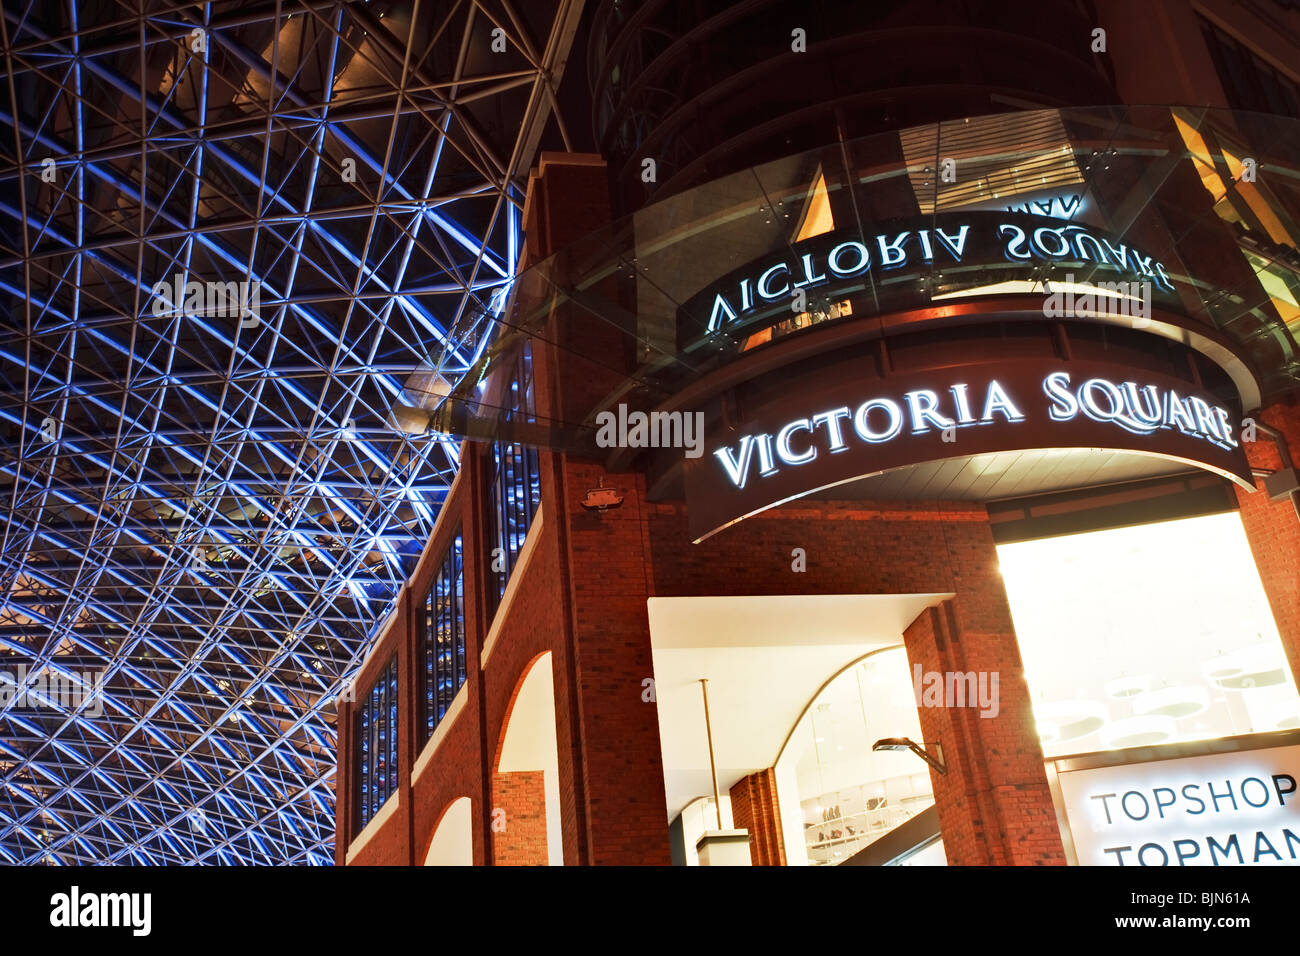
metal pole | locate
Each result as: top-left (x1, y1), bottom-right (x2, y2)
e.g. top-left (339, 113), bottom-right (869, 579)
top-left (699, 678), bottom-right (722, 829)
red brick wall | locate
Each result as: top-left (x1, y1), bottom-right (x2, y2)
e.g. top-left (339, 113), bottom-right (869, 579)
top-left (1234, 398), bottom-right (1300, 684)
top-left (340, 472), bottom-right (1069, 865)
top-left (491, 771), bottom-right (549, 865)
top-left (411, 707), bottom-right (486, 866)
top-left (530, 153), bottom-right (673, 865)
top-left (478, 521), bottom-right (578, 865)
top-left (345, 800), bottom-right (410, 866)
top-left (648, 498), bottom-right (999, 597)
top-left (730, 769), bottom-right (785, 866)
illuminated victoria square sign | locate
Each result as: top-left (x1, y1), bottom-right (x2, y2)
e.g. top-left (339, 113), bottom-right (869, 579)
top-left (714, 372), bottom-right (1239, 489)
top-left (682, 355), bottom-right (1254, 542)
top-left (678, 211), bottom-right (1178, 350)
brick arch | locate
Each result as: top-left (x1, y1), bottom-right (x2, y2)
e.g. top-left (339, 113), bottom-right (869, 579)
top-left (490, 651), bottom-right (562, 865)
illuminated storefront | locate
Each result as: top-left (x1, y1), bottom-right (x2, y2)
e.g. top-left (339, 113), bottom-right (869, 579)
top-left (335, 102), bottom-right (1300, 867)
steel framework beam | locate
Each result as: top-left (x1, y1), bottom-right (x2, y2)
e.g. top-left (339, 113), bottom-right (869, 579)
top-left (0, 0), bottom-right (583, 865)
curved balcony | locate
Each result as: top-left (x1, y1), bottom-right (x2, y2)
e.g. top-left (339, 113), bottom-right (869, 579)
top-left (588, 0), bottom-right (1119, 213)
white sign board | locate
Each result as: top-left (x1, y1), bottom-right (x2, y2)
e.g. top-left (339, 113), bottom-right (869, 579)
top-left (1057, 744), bottom-right (1300, 866)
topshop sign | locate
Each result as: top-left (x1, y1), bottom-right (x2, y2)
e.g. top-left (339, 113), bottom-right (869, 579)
top-left (678, 211), bottom-right (1177, 349)
top-left (681, 356), bottom-right (1253, 542)
top-left (1055, 743), bottom-right (1300, 866)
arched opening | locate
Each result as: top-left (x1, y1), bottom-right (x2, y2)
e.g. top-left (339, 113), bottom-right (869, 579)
top-left (648, 593), bottom-right (951, 865)
top-left (492, 652), bottom-right (563, 865)
top-left (774, 646), bottom-right (945, 866)
top-left (423, 797), bottom-right (473, 866)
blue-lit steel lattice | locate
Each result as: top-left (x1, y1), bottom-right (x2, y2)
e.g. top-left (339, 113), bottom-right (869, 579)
top-left (356, 657), bottom-right (398, 832)
top-left (423, 531), bottom-right (464, 742)
top-left (486, 342), bottom-right (540, 616)
top-left (0, 0), bottom-right (582, 865)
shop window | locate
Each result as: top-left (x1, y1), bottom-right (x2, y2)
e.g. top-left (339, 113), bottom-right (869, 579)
top-left (485, 342), bottom-right (541, 619)
top-left (356, 658), bottom-right (399, 832)
top-left (486, 440), bottom-right (541, 615)
top-left (998, 512), bottom-right (1300, 759)
top-left (423, 530), bottom-right (465, 742)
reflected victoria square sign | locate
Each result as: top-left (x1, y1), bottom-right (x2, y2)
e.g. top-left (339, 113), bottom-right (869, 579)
top-left (679, 211), bottom-right (1177, 347)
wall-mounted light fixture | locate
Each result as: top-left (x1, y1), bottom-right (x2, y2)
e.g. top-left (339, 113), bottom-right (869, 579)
top-left (581, 476), bottom-right (625, 510)
top-left (872, 737), bottom-right (947, 775)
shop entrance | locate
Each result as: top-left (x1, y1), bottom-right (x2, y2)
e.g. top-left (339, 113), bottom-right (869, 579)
top-left (647, 594), bottom-right (952, 866)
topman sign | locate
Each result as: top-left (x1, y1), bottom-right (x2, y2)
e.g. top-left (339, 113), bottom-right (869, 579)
top-left (1055, 741), bottom-right (1300, 867)
top-left (677, 211), bottom-right (1178, 350)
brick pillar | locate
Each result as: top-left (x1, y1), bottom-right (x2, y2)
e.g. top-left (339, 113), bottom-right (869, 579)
top-left (522, 153), bottom-right (673, 865)
top-left (334, 697), bottom-right (354, 866)
top-left (399, 586), bottom-right (417, 865)
top-left (556, 459), bottom-right (673, 865)
top-left (491, 771), bottom-right (549, 865)
top-left (730, 769), bottom-right (786, 866)
top-left (1234, 399), bottom-right (1300, 683)
top-left (902, 517), bottom-right (1066, 866)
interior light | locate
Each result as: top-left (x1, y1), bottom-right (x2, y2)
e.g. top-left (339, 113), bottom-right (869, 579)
top-left (1103, 675), bottom-right (1151, 699)
top-left (1033, 700), bottom-right (1108, 742)
top-left (1133, 685), bottom-right (1210, 719)
top-left (1100, 714), bottom-right (1176, 749)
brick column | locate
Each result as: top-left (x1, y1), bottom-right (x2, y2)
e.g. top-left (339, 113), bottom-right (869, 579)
top-left (400, 586), bottom-right (418, 865)
top-left (902, 517), bottom-right (1066, 866)
top-left (1234, 399), bottom-right (1300, 683)
top-left (557, 459), bottom-right (673, 865)
top-left (523, 153), bottom-right (673, 865)
top-left (334, 697), bottom-right (354, 865)
top-left (730, 769), bottom-right (786, 865)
